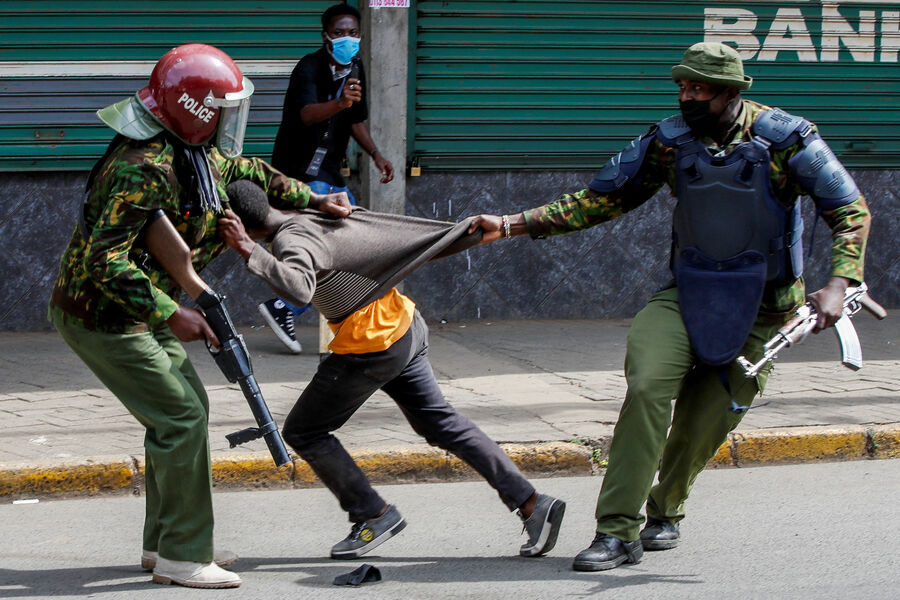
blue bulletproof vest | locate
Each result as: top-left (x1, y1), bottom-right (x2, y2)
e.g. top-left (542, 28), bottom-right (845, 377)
top-left (658, 113), bottom-right (804, 286)
top-left (656, 112), bottom-right (805, 366)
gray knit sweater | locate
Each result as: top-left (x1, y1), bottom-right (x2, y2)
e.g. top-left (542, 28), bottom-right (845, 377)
top-left (246, 207), bottom-right (483, 321)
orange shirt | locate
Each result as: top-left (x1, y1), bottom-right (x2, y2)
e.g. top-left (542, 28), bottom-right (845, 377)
top-left (327, 288), bottom-right (415, 354)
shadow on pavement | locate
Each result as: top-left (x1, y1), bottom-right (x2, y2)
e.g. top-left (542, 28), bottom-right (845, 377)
top-left (237, 555), bottom-right (705, 590)
top-left (0, 565), bottom-right (151, 597)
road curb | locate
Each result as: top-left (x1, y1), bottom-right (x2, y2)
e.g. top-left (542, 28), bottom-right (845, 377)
top-left (0, 441), bottom-right (594, 501)
top-left (2, 427), bottom-right (898, 501)
top-left (709, 424), bottom-right (900, 466)
top-left (0, 458), bottom-right (136, 499)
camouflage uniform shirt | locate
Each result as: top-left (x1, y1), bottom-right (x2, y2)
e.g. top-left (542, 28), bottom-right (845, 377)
top-left (50, 134), bottom-right (313, 333)
top-left (523, 100), bottom-right (871, 315)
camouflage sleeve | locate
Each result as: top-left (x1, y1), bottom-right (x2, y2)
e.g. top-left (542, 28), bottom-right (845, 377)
top-left (820, 194), bottom-right (871, 284)
top-left (83, 164), bottom-right (179, 326)
top-left (217, 152), bottom-right (311, 209)
top-left (523, 138), bottom-right (673, 238)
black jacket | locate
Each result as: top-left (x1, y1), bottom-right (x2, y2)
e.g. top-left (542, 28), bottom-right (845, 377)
top-left (271, 47), bottom-right (368, 186)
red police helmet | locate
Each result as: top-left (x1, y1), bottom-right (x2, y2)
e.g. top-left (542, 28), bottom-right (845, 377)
top-left (137, 44), bottom-right (254, 157)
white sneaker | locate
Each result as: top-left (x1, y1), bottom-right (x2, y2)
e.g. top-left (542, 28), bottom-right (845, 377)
top-left (142, 548), bottom-right (238, 571)
top-left (152, 557), bottom-right (242, 589)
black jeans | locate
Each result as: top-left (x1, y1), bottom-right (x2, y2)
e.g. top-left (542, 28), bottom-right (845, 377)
top-left (282, 311), bottom-right (535, 522)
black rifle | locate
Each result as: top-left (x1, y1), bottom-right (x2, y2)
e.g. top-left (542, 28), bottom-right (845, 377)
top-left (196, 289), bottom-right (292, 466)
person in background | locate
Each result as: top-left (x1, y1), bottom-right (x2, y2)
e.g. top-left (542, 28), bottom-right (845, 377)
top-left (260, 2), bottom-right (394, 353)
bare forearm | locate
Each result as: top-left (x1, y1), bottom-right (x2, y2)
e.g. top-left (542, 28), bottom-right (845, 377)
top-left (301, 99), bottom-right (352, 126)
top-left (351, 122), bottom-right (378, 157)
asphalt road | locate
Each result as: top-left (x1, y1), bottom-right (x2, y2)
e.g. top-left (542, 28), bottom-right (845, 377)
top-left (1, 460), bottom-right (897, 599)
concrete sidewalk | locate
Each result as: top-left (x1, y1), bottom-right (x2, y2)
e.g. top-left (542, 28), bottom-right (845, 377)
top-left (1, 313), bottom-right (899, 499)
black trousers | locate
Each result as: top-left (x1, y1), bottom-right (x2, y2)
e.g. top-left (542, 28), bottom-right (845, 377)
top-left (282, 311), bottom-right (535, 522)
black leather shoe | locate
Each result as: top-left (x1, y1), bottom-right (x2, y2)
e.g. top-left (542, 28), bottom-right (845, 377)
top-left (640, 517), bottom-right (680, 550)
top-left (572, 533), bottom-right (643, 572)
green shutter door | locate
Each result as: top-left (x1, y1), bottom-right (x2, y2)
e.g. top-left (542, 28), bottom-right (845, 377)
top-left (411, 0), bottom-right (900, 171)
top-left (0, 0), bottom-right (349, 171)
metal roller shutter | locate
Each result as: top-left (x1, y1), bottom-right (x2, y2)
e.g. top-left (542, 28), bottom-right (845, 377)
top-left (0, 0), bottom-right (349, 171)
top-left (411, 0), bottom-right (900, 171)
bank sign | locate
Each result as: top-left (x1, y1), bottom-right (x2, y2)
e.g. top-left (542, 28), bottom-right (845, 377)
top-left (704, 2), bottom-right (899, 62)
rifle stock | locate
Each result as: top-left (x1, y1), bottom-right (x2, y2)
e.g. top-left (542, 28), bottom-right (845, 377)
top-left (144, 212), bottom-right (292, 466)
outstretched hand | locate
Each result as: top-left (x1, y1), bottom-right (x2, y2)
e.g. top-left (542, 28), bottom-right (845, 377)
top-left (309, 191), bottom-right (352, 218)
top-left (468, 214), bottom-right (504, 244)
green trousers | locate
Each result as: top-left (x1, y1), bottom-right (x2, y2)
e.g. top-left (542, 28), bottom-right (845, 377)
top-left (52, 311), bottom-right (214, 562)
top-left (595, 287), bottom-right (782, 541)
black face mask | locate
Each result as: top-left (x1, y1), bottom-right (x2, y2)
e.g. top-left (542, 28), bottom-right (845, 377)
top-left (680, 89), bottom-right (724, 137)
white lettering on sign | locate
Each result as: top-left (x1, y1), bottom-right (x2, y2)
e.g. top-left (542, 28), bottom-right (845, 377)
top-left (704, 8), bottom-right (760, 59)
top-left (821, 5), bottom-right (877, 61)
top-left (760, 8), bottom-right (818, 61)
top-left (369, 0), bottom-right (409, 7)
top-left (177, 92), bottom-right (215, 123)
top-left (705, 4), bottom-right (899, 62)
top-left (882, 11), bottom-right (900, 61)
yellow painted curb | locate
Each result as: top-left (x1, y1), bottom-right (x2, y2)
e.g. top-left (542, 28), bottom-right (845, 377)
top-left (0, 460), bottom-right (133, 498)
top-left (871, 424), bottom-right (900, 458)
top-left (708, 440), bottom-right (733, 467)
top-left (211, 455), bottom-right (294, 489)
top-left (505, 441), bottom-right (594, 475)
top-left (731, 426), bottom-right (868, 464)
top-left (445, 442), bottom-right (593, 479)
top-left (355, 446), bottom-right (449, 483)
top-left (3, 432), bottom-right (897, 501)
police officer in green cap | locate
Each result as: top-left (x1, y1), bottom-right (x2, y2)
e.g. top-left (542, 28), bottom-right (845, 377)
top-left (469, 41), bottom-right (871, 571)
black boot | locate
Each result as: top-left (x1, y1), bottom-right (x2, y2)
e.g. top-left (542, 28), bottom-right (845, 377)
top-left (572, 533), bottom-right (643, 572)
top-left (640, 517), bottom-right (680, 550)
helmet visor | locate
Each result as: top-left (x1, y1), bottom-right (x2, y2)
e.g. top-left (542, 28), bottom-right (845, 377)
top-left (212, 77), bottom-right (254, 158)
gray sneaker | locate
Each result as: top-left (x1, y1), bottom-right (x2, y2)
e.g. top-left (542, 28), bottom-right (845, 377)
top-left (331, 505), bottom-right (407, 560)
top-left (519, 494), bottom-right (566, 556)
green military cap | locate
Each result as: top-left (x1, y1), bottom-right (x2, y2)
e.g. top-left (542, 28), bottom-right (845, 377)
top-left (671, 42), bottom-right (752, 90)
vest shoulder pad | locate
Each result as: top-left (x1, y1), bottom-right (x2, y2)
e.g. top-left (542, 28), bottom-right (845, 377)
top-left (656, 114), bottom-right (692, 146)
top-left (752, 108), bottom-right (812, 146)
top-left (787, 134), bottom-right (860, 208)
top-left (588, 132), bottom-right (655, 194)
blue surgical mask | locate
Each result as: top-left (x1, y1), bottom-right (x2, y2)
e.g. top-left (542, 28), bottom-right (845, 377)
top-left (327, 35), bottom-right (360, 66)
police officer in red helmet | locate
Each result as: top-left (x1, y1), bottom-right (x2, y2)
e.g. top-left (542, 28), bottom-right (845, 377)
top-left (50, 44), bottom-right (350, 589)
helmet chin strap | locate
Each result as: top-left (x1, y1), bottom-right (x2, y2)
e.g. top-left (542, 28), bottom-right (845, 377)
top-left (185, 145), bottom-right (223, 215)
